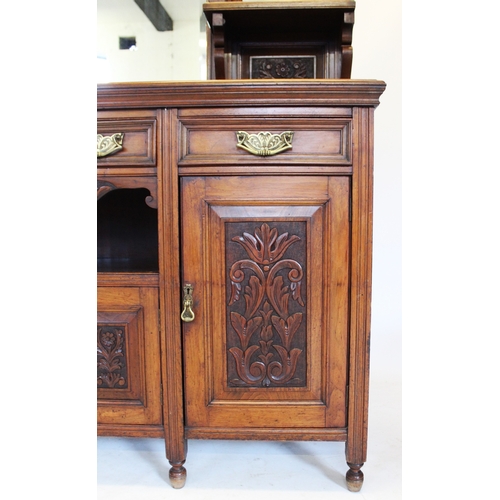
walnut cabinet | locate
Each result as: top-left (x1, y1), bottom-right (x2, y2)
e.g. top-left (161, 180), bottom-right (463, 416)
top-left (97, 80), bottom-right (385, 492)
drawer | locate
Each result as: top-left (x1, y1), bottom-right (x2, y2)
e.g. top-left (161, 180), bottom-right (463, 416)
top-left (177, 107), bottom-right (352, 174)
top-left (97, 110), bottom-right (157, 168)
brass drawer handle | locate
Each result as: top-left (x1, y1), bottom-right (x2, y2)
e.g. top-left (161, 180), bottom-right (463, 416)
top-left (236, 131), bottom-right (293, 157)
top-left (181, 284), bottom-right (195, 323)
top-left (97, 133), bottom-right (124, 158)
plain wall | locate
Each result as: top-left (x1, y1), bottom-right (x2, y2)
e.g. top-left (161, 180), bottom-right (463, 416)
top-left (352, 0), bottom-right (402, 380)
top-left (97, 0), bottom-right (206, 82)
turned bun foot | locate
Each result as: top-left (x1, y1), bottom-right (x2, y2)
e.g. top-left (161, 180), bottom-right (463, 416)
top-left (169, 461), bottom-right (187, 489)
top-left (346, 463), bottom-right (364, 492)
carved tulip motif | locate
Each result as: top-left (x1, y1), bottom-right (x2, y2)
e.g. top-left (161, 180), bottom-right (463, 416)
top-left (228, 223), bottom-right (305, 387)
top-left (231, 223), bottom-right (300, 266)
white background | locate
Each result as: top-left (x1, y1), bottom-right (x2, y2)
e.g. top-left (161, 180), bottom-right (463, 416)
top-left (2, 1), bottom-right (499, 499)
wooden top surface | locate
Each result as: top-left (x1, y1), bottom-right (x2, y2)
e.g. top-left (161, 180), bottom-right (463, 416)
top-left (203, 1), bottom-right (355, 11)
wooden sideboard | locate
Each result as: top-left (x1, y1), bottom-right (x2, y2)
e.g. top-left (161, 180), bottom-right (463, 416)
top-left (97, 80), bottom-right (385, 492)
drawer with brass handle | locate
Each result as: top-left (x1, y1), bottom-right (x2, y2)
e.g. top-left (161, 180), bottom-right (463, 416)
top-left (177, 107), bottom-right (352, 175)
top-left (97, 110), bottom-right (157, 169)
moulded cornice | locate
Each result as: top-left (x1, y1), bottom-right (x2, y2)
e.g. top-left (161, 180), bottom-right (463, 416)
top-left (97, 80), bottom-right (386, 110)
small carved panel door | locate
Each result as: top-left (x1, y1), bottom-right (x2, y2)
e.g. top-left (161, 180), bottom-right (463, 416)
top-left (181, 176), bottom-right (350, 434)
top-left (97, 285), bottom-right (163, 429)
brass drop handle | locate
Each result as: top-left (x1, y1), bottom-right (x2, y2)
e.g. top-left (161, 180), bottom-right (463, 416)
top-left (180, 284), bottom-right (195, 323)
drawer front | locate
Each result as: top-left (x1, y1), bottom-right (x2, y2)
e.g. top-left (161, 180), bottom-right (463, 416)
top-left (177, 107), bottom-right (352, 174)
top-left (97, 110), bottom-right (157, 168)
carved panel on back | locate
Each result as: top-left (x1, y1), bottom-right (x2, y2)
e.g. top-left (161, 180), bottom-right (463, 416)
top-left (250, 56), bottom-right (316, 79)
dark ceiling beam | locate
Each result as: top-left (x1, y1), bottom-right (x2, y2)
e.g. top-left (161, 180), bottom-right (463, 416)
top-left (134, 0), bottom-right (173, 31)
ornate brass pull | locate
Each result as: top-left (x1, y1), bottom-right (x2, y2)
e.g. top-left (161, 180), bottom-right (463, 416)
top-left (97, 133), bottom-right (124, 158)
top-left (180, 284), bottom-right (195, 323)
top-left (236, 131), bottom-right (293, 156)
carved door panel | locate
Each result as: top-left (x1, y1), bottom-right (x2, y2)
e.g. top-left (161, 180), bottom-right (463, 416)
top-left (97, 286), bottom-right (162, 427)
top-left (181, 176), bottom-right (349, 431)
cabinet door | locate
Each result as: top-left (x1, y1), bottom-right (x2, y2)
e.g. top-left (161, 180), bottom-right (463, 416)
top-left (181, 176), bottom-right (349, 433)
top-left (97, 286), bottom-right (162, 429)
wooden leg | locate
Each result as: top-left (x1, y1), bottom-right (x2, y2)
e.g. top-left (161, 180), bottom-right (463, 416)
top-left (169, 460), bottom-right (187, 489)
top-left (346, 462), bottom-right (364, 492)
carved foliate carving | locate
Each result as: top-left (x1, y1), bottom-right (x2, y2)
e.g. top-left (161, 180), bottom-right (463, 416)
top-left (226, 222), bottom-right (307, 388)
top-left (250, 57), bottom-right (316, 79)
top-left (97, 326), bottom-right (128, 388)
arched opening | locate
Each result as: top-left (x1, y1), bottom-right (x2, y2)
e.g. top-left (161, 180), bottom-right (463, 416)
top-left (98, 188), bottom-right (158, 272)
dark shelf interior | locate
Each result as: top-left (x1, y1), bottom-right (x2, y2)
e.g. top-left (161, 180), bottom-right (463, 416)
top-left (98, 188), bottom-right (158, 273)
